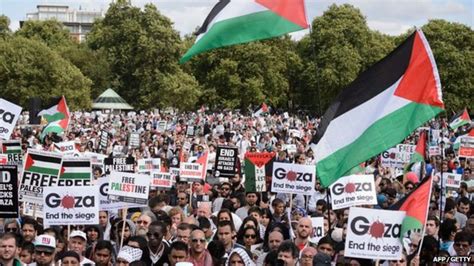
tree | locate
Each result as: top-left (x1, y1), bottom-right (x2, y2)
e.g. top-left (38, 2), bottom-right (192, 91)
top-left (15, 19), bottom-right (74, 47)
top-left (420, 20), bottom-right (474, 112)
top-left (87, 0), bottom-right (200, 110)
top-left (295, 4), bottom-right (395, 114)
top-left (0, 37), bottom-right (92, 109)
top-left (0, 15), bottom-right (11, 39)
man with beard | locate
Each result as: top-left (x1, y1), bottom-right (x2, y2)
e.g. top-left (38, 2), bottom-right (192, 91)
top-left (68, 230), bottom-right (95, 265)
top-left (136, 212), bottom-right (155, 237)
top-left (147, 221), bottom-right (170, 265)
top-left (294, 217), bottom-right (317, 251)
top-left (212, 182), bottom-right (232, 212)
top-left (307, 181), bottom-right (327, 215)
top-left (92, 240), bottom-right (113, 266)
top-left (21, 218), bottom-right (39, 243)
top-left (0, 233), bottom-right (22, 266)
top-left (32, 235), bottom-right (57, 266)
top-left (230, 174), bottom-right (245, 194)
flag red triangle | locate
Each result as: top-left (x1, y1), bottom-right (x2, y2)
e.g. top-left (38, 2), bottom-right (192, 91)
top-left (25, 154), bottom-right (34, 170)
top-left (255, 0), bottom-right (308, 29)
top-left (415, 131), bottom-right (427, 158)
top-left (60, 166), bottom-right (66, 175)
top-left (461, 108), bottom-right (471, 121)
top-left (468, 128), bottom-right (474, 137)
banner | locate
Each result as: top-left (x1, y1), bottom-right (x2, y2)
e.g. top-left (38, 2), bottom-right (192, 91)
top-left (151, 172), bottom-right (172, 189)
top-left (244, 152), bottom-right (275, 192)
top-left (310, 217), bottom-right (324, 244)
top-left (128, 133), bottom-right (140, 149)
top-left (271, 162), bottom-right (315, 195)
top-left (345, 207), bottom-right (405, 260)
top-left (108, 171), bottom-right (150, 205)
top-left (137, 158), bottom-right (161, 173)
top-left (53, 141), bottom-right (77, 155)
top-left (329, 175), bottom-right (377, 210)
top-left (179, 163), bottom-right (202, 182)
top-left (459, 136), bottom-right (474, 158)
top-left (43, 186), bottom-right (99, 227)
top-left (0, 165), bottom-right (19, 218)
top-left (442, 173), bottom-right (462, 189)
top-left (58, 157), bottom-right (91, 186)
top-left (215, 146), bottom-right (238, 178)
top-left (19, 150), bottom-right (63, 204)
top-left (0, 140), bottom-right (22, 167)
top-left (0, 98), bottom-right (22, 140)
top-left (104, 157), bottom-right (134, 174)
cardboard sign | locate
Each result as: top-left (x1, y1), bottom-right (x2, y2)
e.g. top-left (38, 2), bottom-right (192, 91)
top-left (128, 133), bottom-right (140, 148)
top-left (459, 136), bottom-right (474, 158)
top-left (0, 98), bottom-right (22, 140)
top-left (179, 163), bottom-right (202, 182)
top-left (137, 158), bottom-right (161, 173)
top-left (96, 177), bottom-right (144, 211)
top-left (108, 171), bottom-right (150, 205)
top-left (43, 186), bottom-right (99, 227)
top-left (215, 146), bottom-right (238, 178)
top-left (244, 152), bottom-right (275, 192)
top-left (442, 173), bottom-right (462, 188)
top-left (99, 131), bottom-right (109, 152)
top-left (271, 162), bottom-right (315, 195)
top-left (330, 175), bottom-right (377, 210)
top-left (58, 157), bottom-right (91, 186)
top-left (19, 150), bottom-right (63, 204)
top-left (345, 207), bottom-right (405, 260)
top-left (428, 145), bottom-right (441, 156)
top-left (151, 172), bottom-right (172, 189)
top-left (104, 157), bottom-right (134, 174)
top-left (380, 148), bottom-right (403, 168)
top-left (284, 144), bottom-right (297, 154)
top-left (53, 141), bottom-right (76, 155)
top-left (311, 217), bottom-right (324, 244)
top-left (0, 165), bottom-right (19, 218)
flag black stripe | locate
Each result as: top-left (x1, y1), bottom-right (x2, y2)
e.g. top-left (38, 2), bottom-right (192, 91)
top-left (315, 31), bottom-right (417, 143)
top-left (62, 161), bottom-right (91, 167)
top-left (3, 143), bottom-right (21, 147)
top-left (194, 0), bottom-right (231, 36)
top-left (30, 153), bottom-right (62, 164)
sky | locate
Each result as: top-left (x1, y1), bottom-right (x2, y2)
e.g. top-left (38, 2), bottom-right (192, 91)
top-left (0, 0), bottom-right (472, 39)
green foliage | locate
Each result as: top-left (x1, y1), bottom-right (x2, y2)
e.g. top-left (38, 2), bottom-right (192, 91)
top-left (0, 36), bottom-right (92, 109)
top-left (15, 19), bottom-right (74, 47)
top-left (421, 20), bottom-right (474, 112)
top-left (0, 15), bottom-right (11, 38)
top-left (87, 1), bottom-right (199, 110)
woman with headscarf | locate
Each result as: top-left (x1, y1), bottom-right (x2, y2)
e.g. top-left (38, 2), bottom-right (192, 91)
top-left (226, 247), bottom-right (256, 266)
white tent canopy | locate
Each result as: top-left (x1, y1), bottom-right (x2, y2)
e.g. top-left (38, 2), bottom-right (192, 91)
top-left (92, 88), bottom-right (133, 110)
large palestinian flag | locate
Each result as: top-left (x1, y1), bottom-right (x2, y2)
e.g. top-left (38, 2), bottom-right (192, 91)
top-left (38, 96), bottom-right (70, 139)
top-left (60, 157), bottom-right (91, 181)
top-left (24, 150), bottom-right (62, 176)
top-left (390, 175), bottom-right (433, 240)
top-left (313, 29), bottom-right (444, 187)
top-left (449, 108), bottom-right (471, 130)
top-left (180, 0), bottom-right (308, 63)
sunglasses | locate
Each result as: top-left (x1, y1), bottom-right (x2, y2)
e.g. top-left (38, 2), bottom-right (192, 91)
top-left (244, 234), bottom-right (256, 239)
top-left (35, 250), bottom-right (53, 256)
top-left (136, 220), bottom-right (149, 225)
top-left (5, 227), bottom-right (17, 232)
top-left (191, 238), bottom-right (206, 243)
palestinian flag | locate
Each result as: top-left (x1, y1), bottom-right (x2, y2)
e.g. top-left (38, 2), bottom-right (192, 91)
top-left (313, 29), bottom-right (444, 187)
top-left (197, 151), bottom-right (209, 180)
top-left (180, 0), bottom-right (309, 63)
top-left (449, 108), bottom-right (471, 130)
top-left (60, 158), bottom-right (91, 180)
top-left (1, 140), bottom-right (21, 154)
top-left (244, 152), bottom-right (275, 192)
top-left (403, 130), bottom-right (427, 183)
top-left (253, 103), bottom-right (269, 117)
top-left (39, 96), bottom-right (70, 139)
top-left (23, 150), bottom-right (62, 176)
top-left (390, 175), bottom-right (433, 240)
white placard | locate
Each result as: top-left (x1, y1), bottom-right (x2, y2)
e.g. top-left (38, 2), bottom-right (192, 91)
top-left (151, 171), bottom-right (172, 189)
top-left (442, 173), bottom-right (462, 188)
top-left (428, 145), bottom-right (441, 156)
top-left (108, 171), bottom-right (151, 205)
top-left (345, 207), bottom-right (405, 260)
top-left (329, 175), bottom-right (377, 210)
top-left (311, 217), bottom-right (324, 243)
top-left (54, 141), bottom-right (77, 155)
top-left (271, 162), bottom-right (315, 195)
top-left (96, 177), bottom-right (144, 211)
top-left (137, 158), bottom-right (161, 173)
top-left (43, 186), bottom-right (99, 227)
top-left (179, 163), bottom-right (203, 182)
top-left (0, 98), bottom-right (22, 140)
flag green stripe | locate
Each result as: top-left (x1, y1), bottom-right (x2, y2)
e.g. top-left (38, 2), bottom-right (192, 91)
top-left (60, 173), bottom-right (90, 179)
top-left (317, 103), bottom-right (443, 187)
top-left (27, 166), bottom-right (59, 176)
top-left (409, 152), bottom-right (424, 164)
top-left (3, 149), bottom-right (21, 154)
top-left (400, 215), bottom-right (423, 239)
top-left (244, 160), bottom-right (256, 192)
top-left (43, 113), bottom-right (65, 123)
top-left (181, 10), bottom-right (303, 63)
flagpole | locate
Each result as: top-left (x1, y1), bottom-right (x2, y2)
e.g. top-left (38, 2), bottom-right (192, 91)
top-left (417, 175), bottom-right (434, 256)
top-left (437, 141), bottom-right (445, 256)
top-left (326, 188), bottom-right (331, 230)
top-left (120, 206), bottom-right (128, 249)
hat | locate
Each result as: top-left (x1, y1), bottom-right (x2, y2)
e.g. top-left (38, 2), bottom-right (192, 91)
top-left (130, 212), bottom-right (142, 222)
top-left (34, 235), bottom-right (56, 250)
top-left (117, 246), bottom-right (143, 263)
top-left (313, 252), bottom-right (331, 266)
top-left (69, 230), bottom-right (87, 241)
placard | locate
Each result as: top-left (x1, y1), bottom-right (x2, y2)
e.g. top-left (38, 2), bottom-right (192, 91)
top-left (53, 141), bottom-right (76, 155)
top-left (329, 175), bottom-right (377, 210)
top-left (0, 98), bottom-right (22, 140)
top-left (104, 157), bottom-right (134, 174)
top-left (99, 130), bottom-right (109, 152)
top-left (128, 133), bottom-right (140, 148)
top-left (345, 207), bottom-right (405, 260)
top-left (58, 157), bottom-right (91, 186)
top-left (157, 121), bottom-right (167, 132)
top-left (244, 152), bottom-right (275, 192)
top-left (442, 173), bottom-right (462, 188)
top-left (428, 145), bottom-right (441, 156)
top-left (186, 125), bottom-right (194, 136)
top-left (108, 171), bottom-right (150, 205)
top-left (271, 162), bottom-right (315, 195)
top-left (0, 165), bottom-right (19, 218)
top-left (96, 177), bottom-right (144, 211)
top-left (215, 146), bottom-right (238, 178)
top-left (179, 163), bottom-right (202, 182)
top-left (459, 136), bottom-right (474, 158)
top-left (137, 158), bottom-right (161, 173)
top-left (311, 217), bottom-right (324, 244)
top-left (0, 140), bottom-right (22, 167)
top-left (151, 172), bottom-right (172, 189)
top-left (43, 186), bottom-right (99, 227)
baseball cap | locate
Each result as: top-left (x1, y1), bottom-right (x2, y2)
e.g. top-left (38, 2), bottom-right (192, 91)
top-left (34, 235), bottom-right (56, 251)
top-left (69, 230), bottom-right (87, 241)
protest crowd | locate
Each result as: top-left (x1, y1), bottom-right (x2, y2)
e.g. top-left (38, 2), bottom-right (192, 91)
top-left (0, 105), bottom-right (472, 266)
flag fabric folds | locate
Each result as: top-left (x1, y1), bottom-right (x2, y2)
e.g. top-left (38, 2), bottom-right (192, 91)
top-left (38, 96), bottom-right (70, 139)
top-left (449, 108), bottom-right (471, 130)
top-left (313, 29), bottom-right (444, 187)
top-left (180, 0), bottom-right (309, 63)
top-left (253, 103), bottom-right (269, 117)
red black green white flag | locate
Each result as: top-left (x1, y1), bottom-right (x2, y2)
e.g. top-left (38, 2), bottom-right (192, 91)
top-left (244, 152), bottom-right (275, 192)
top-left (38, 96), bottom-right (70, 139)
top-left (1, 140), bottom-right (21, 154)
top-left (449, 108), bottom-right (471, 130)
top-left (313, 29), bottom-right (444, 187)
top-left (23, 149), bottom-right (62, 176)
top-left (180, 0), bottom-right (309, 63)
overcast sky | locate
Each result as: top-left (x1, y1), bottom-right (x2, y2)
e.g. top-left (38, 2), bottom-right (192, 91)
top-left (1, 0), bottom-right (472, 39)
